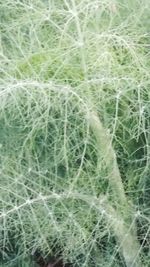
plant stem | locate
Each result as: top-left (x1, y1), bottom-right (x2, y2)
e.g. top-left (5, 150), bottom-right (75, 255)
top-left (88, 111), bottom-right (126, 206)
top-left (88, 111), bottom-right (142, 267)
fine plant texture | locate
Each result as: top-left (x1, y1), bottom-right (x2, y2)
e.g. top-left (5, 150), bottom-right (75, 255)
top-left (0, 0), bottom-right (150, 267)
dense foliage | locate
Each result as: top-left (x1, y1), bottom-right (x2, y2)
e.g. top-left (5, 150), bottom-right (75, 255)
top-left (0, 1), bottom-right (150, 266)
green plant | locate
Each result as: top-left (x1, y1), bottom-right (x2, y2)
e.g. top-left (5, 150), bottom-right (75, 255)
top-left (0, 0), bottom-right (150, 266)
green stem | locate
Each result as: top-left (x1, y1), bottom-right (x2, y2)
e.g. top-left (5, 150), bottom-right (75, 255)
top-left (87, 111), bottom-right (142, 267)
top-left (88, 111), bottom-right (126, 207)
